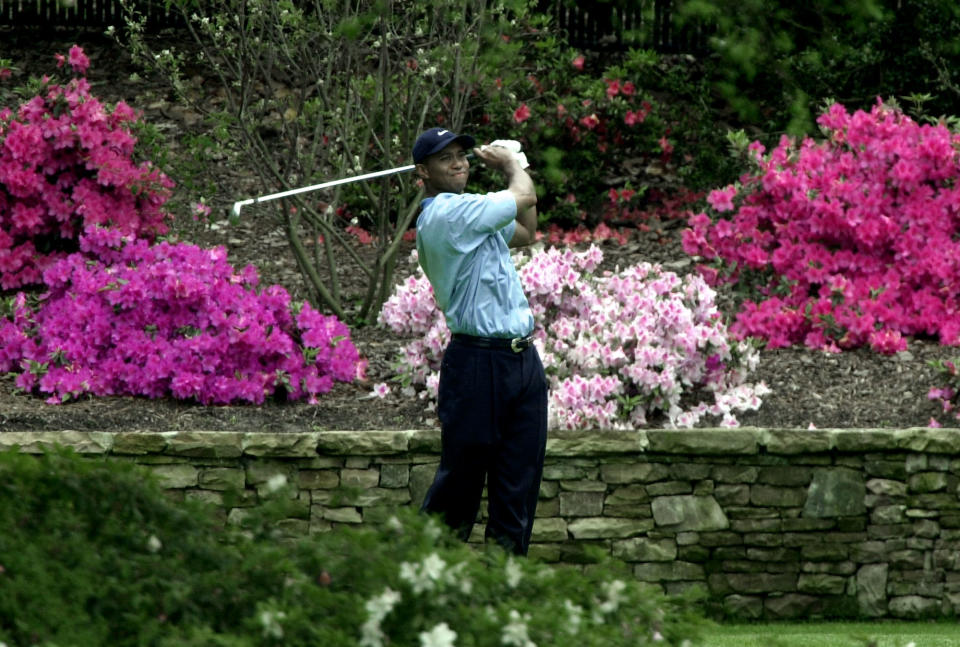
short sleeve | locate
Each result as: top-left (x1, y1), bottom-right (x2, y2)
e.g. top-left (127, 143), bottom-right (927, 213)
top-left (500, 220), bottom-right (517, 245)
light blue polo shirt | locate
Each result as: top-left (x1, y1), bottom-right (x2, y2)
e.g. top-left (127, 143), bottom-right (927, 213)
top-left (416, 190), bottom-right (534, 338)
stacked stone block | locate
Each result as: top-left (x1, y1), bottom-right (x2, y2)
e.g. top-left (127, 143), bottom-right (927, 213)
top-left (3, 427), bottom-right (960, 620)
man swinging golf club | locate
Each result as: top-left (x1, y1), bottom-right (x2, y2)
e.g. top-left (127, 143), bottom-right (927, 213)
top-left (412, 126), bottom-right (548, 556)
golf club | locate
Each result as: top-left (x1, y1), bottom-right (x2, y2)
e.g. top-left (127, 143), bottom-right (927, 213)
top-left (231, 163), bottom-right (416, 219)
top-left (230, 144), bottom-right (524, 219)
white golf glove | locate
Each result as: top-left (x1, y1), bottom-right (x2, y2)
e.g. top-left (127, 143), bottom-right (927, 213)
top-left (483, 139), bottom-right (529, 169)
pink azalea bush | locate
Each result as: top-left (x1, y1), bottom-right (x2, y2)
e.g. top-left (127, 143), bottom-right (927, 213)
top-left (0, 45), bottom-right (172, 290)
top-left (380, 245), bottom-right (767, 429)
top-left (0, 240), bottom-right (359, 404)
top-left (683, 99), bottom-right (960, 355)
top-left (0, 47), bottom-right (360, 404)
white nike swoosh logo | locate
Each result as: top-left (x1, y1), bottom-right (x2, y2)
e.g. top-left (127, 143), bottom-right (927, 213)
top-left (437, 129), bottom-right (449, 135)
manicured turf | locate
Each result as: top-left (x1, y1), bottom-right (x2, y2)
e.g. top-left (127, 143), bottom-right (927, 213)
top-left (700, 622), bottom-right (960, 647)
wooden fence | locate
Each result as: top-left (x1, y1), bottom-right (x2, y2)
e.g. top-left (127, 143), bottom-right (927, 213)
top-left (541, 0), bottom-right (711, 52)
top-left (0, 0), bottom-right (180, 28)
top-left (0, 0), bottom-right (710, 54)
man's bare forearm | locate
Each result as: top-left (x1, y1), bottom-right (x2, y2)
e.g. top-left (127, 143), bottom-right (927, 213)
top-left (504, 160), bottom-right (537, 212)
top-left (505, 162), bottom-right (538, 247)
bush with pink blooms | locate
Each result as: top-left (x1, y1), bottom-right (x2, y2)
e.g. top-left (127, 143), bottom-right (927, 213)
top-left (380, 245), bottom-right (767, 429)
top-left (0, 47), bottom-right (361, 404)
top-left (0, 45), bottom-right (173, 290)
top-left (0, 240), bottom-right (359, 405)
top-left (683, 99), bottom-right (960, 355)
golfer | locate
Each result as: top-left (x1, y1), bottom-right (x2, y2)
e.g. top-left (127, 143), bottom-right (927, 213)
top-left (412, 126), bottom-right (548, 556)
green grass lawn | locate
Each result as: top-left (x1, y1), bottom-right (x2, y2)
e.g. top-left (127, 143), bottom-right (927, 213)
top-left (699, 622), bottom-right (960, 647)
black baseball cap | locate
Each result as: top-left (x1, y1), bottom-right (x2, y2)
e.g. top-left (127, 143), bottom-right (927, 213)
top-left (412, 127), bottom-right (476, 163)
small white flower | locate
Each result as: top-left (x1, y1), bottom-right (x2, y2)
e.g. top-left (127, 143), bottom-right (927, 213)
top-left (146, 535), bottom-right (162, 553)
top-left (259, 609), bottom-right (286, 639)
top-left (366, 587), bottom-right (401, 620)
top-left (501, 610), bottom-right (535, 647)
top-left (422, 553), bottom-right (446, 580)
top-left (598, 579), bottom-right (626, 614)
top-left (424, 518), bottom-right (442, 541)
top-left (400, 552), bottom-right (447, 594)
top-left (372, 382), bottom-right (390, 398)
top-left (505, 557), bottom-right (522, 589)
top-left (563, 599), bottom-right (583, 635)
top-left (360, 588), bottom-right (401, 647)
top-left (419, 622), bottom-right (457, 647)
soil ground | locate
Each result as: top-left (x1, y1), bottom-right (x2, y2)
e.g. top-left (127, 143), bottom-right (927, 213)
top-left (1, 27), bottom-right (955, 432)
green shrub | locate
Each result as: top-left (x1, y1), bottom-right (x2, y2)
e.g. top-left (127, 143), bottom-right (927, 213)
top-left (0, 448), bottom-right (708, 646)
top-left (467, 41), bottom-right (732, 225)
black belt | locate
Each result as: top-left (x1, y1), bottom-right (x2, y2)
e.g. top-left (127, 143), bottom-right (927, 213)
top-left (451, 333), bottom-right (534, 353)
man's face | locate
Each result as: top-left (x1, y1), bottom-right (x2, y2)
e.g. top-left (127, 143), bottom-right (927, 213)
top-left (417, 142), bottom-right (470, 195)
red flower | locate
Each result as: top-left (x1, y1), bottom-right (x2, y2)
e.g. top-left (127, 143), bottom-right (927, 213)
top-left (513, 103), bottom-right (531, 123)
top-left (572, 55), bottom-right (585, 70)
top-left (579, 114), bottom-right (600, 130)
top-left (621, 81), bottom-right (636, 96)
top-left (605, 79), bottom-right (620, 99)
top-left (556, 103), bottom-right (567, 117)
top-left (346, 225), bottom-right (374, 245)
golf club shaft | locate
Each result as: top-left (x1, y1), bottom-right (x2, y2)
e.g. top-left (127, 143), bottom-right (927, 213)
top-left (231, 163), bottom-right (416, 218)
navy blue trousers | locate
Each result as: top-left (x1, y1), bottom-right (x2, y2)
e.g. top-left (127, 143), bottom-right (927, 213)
top-left (420, 337), bottom-right (548, 555)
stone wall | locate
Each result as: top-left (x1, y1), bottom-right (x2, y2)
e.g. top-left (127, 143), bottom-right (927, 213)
top-left (4, 427), bottom-right (960, 620)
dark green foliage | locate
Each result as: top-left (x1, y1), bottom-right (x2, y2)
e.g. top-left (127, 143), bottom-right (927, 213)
top-left (677, 0), bottom-right (960, 138)
top-left (0, 448), bottom-right (707, 646)
top-left (0, 449), bottom-right (297, 645)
